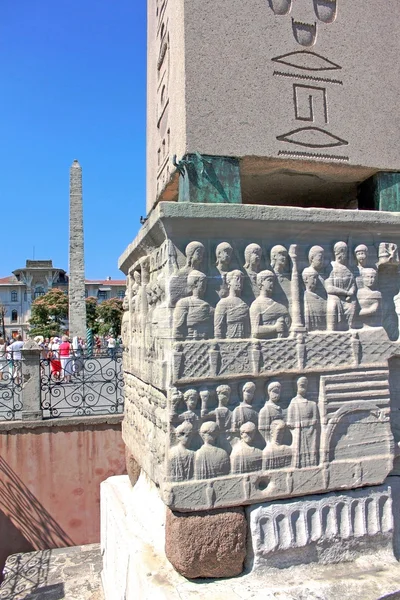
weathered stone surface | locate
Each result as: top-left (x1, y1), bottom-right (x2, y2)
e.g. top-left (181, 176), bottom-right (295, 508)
top-left (147, 1), bottom-right (400, 210)
top-left (69, 159), bottom-right (87, 340)
top-left (101, 473), bottom-right (400, 599)
top-left (125, 445), bottom-right (141, 487)
top-left (247, 483), bottom-right (394, 571)
top-left (165, 506), bottom-right (246, 578)
top-left (119, 202), bottom-right (399, 512)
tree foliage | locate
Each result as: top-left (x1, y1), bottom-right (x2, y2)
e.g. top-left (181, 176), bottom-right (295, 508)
top-left (85, 296), bottom-right (100, 333)
top-left (29, 288), bottom-right (68, 338)
top-left (96, 297), bottom-right (124, 336)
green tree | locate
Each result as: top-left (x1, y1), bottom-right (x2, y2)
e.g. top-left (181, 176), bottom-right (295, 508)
top-left (85, 296), bottom-right (100, 333)
top-left (97, 297), bottom-right (124, 337)
top-left (29, 288), bottom-right (68, 338)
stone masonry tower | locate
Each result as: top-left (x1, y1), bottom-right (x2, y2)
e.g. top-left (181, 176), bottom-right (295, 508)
top-left (68, 159), bottom-right (86, 340)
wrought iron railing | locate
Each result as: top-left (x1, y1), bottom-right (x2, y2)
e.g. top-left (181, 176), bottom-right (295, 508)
top-left (40, 353), bottom-right (124, 418)
top-left (0, 353), bottom-right (23, 421)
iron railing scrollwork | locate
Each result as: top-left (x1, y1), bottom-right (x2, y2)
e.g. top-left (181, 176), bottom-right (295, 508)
top-left (40, 353), bottom-right (124, 418)
top-left (0, 352), bottom-right (23, 421)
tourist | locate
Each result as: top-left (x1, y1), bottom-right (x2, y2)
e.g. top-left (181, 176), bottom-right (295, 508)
top-left (0, 337), bottom-right (7, 382)
top-left (49, 337), bottom-right (61, 380)
top-left (7, 335), bottom-right (24, 385)
top-left (107, 334), bottom-right (116, 359)
top-left (59, 335), bottom-right (73, 382)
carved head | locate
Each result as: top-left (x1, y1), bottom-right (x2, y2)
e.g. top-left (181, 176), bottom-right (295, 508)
top-left (187, 270), bottom-right (207, 296)
top-left (240, 421), bottom-right (257, 445)
top-left (242, 381), bottom-right (256, 405)
top-left (333, 241), bottom-right (348, 265)
top-left (302, 267), bottom-right (318, 292)
top-left (185, 241), bottom-right (205, 269)
top-left (199, 421), bottom-right (219, 445)
top-left (122, 292), bottom-right (129, 310)
top-left (354, 244), bottom-right (368, 267)
top-left (270, 245), bottom-right (288, 272)
top-left (175, 422), bottom-right (193, 448)
top-left (133, 270), bottom-right (141, 285)
top-left (183, 389), bottom-right (199, 411)
top-left (268, 381), bottom-right (281, 404)
top-left (270, 419), bottom-right (286, 445)
top-left (361, 268), bottom-right (377, 289)
top-left (257, 270), bottom-right (275, 294)
top-left (216, 384), bottom-right (231, 406)
top-left (226, 270), bottom-right (243, 293)
top-left (297, 376), bottom-right (308, 397)
top-left (171, 387), bottom-right (183, 405)
top-left (199, 388), bottom-right (210, 404)
top-left (244, 244), bottom-right (262, 270)
top-left (308, 246), bottom-right (324, 271)
top-left (215, 242), bottom-right (233, 268)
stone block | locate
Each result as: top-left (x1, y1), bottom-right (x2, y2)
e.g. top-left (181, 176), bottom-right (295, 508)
top-left (246, 483), bottom-right (394, 571)
top-left (119, 203), bottom-right (400, 512)
top-left (125, 445), bottom-right (141, 487)
top-left (100, 473), bottom-right (400, 599)
top-left (165, 506), bottom-right (246, 578)
top-left (147, 0), bottom-right (400, 210)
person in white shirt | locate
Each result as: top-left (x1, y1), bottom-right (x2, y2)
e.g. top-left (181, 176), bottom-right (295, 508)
top-left (7, 335), bottom-right (24, 384)
top-left (107, 335), bottom-right (116, 359)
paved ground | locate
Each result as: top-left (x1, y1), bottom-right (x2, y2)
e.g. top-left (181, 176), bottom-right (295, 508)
top-left (0, 544), bottom-right (103, 600)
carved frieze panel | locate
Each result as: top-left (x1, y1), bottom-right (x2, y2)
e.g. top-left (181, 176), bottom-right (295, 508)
top-left (120, 205), bottom-right (400, 511)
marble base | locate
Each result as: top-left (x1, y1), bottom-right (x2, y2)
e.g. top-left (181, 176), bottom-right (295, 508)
top-left (101, 474), bottom-right (400, 600)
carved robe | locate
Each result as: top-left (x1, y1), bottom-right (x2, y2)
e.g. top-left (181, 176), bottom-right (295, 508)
top-left (250, 296), bottom-right (290, 338)
top-left (258, 402), bottom-right (282, 443)
top-left (287, 396), bottom-right (319, 468)
top-left (173, 296), bottom-right (214, 340)
top-left (167, 445), bottom-right (194, 481)
top-left (230, 442), bottom-right (262, 474)
top-left (214, 297), bottom-right (250, 339)
top-left (194, 445), bottom-right (230, 479)
top-left (263, 443), bottom-right (292, 470)
top-left (326, 261), bottom-right (356, 330)
top-left (231, 404), bottom-right (259, 432)
top-left (304, 290), bottom-right (327, 331)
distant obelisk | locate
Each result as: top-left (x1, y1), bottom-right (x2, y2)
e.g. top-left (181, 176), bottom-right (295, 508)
top-left (68, 159), bottom-right (86, 340)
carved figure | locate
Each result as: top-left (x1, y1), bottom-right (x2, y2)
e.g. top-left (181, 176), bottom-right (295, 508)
top-left (377, 243), bottom-right (399, 266)
top-left (287, 377), bottom-right (319, 468)
top-left (214, 270), bottom-right (250, 338)
top-left (354, 244), bottom-right (369, 288)
top-left (167, 422), bottom-right (195, 481)
top-left (194, 422), bottom-right (230, 479)
top-left (181, 241), bottom-right (205, 273)
top-left (214, 241), bottom-right (234, 300)
top-left (263, 420), bottom-right (292, 470)
top-left (243, 243), bottom-right (262, 299)
top-left (325, 242), bottom-right (356, 331)
top-left (172, 388), bottom-right (200, 431)
top-left (232, 381), bottom-right (259, 432)
top-left (173, 270), bottom-right (214, 340)
top-left (302, 267), bottom-right (327, 331)
top-left (270, 244), bottom-right (291, 308)
top-left (259, 381), bottom-right (283, 444)
top-left (230, 422), bottom-right (262, 474)
top-left (250, 271), bottom-right (290, 338)
top-left (357, 268), bottom-right (382, 328)
top-left (202, 384), bottom-right (232, 433)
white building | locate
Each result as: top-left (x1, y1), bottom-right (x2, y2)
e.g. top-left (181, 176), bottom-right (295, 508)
top-left (0, 260), bottom-right (126, 340)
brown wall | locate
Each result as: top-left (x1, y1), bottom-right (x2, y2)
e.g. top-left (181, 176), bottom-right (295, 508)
top-left (0, 416), bottom-right (125, 578)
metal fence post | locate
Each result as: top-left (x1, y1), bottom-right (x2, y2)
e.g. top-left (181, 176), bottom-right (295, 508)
top-left (21, 340), bottom-right (43, 421)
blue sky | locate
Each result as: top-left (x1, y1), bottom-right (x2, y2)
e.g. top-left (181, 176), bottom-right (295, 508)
top-left (1, 0), bottom-right (146, 280)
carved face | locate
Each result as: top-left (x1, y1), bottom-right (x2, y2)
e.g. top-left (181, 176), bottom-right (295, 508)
top-left (190, 246), bottom-right (204, 267)
top-left (185, 396), bottom-right (197, 411)
top-left (199, 390), bottom-right (210, 404)
top-left (272, 250), bottom-right (287, 271)
top-left (356, 250), bottom-right (368, 267)
top-left (243, 383), bottom-right (255, 405)
top-left (176, 427), bottom-right (192, 447)
top-left (260, 275), bottom-right (274, 294)
top-left (362, 270), bottom-right (376, 289)
top-left (268, 383), bottom-right (281, 404)
top-left (248, 248), bottom-right (261, 268)
top-left (310, 251), bottom-right (324, 270)
top-left (217, 389), bottom-right (230, 406)
top-left (334, 245), bottom-right (347, 264)
top-left (216, 245), bottom-right (233, 266)
top-left (228, 272), bottom-right (243, 293)
top-left (297, 377), bottom-right (308, 396)
top-left (240, 424), bottom-right (256, 445)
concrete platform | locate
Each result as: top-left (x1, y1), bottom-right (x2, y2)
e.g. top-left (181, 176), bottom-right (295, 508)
top-left (101, 474), bottom-right (400, 600)
top-left (0, 544), bottom-right (103, 600)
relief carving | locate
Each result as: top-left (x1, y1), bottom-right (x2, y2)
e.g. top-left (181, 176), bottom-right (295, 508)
top-left (230, 422), bottom-right (262, 474)
top-left (232, 381), bottom-right (259, 432)
top-left (243, 243), bottom-right (263, 300)
top-left (259, 381), bottom-right (283, 444)
top-left (287, 377), bottom-right (319, 468)
top-left (263, 419), bottom-right (292, 470)
top-left (214, 270), bottom-right (250, 339)
top-left (194, 422), bottom-right (230, 479)
top-left (173, 270), bottom-right (214, 340)
top-left (357, 269), bottom-right (382, 329)
top-left (211, 242), bottom-right (234, 301)
top-left (325, 242), bottom-right (356, 331)
top-left (250, 271), bottom-right (290, 339)
top-left (167, 422), bottom-right (194, 482)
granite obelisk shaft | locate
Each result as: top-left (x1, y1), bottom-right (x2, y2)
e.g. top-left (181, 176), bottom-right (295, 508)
top-left (68, 159), bottom-right (86, 340)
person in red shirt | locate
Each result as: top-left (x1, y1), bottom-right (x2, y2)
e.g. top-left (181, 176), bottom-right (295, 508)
top-left (59, 335), bottom-right (72, 383)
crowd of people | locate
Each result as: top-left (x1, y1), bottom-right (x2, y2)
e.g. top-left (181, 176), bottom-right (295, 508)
top-left (0, 333), bottom-right (122, 384)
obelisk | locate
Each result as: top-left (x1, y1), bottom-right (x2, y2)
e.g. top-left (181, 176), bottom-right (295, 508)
top-left (68, 159), bottom-right (86, 340)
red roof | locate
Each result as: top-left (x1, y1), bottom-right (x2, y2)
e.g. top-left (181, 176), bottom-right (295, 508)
top-left (0, 276), bottom-right (19, 285)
